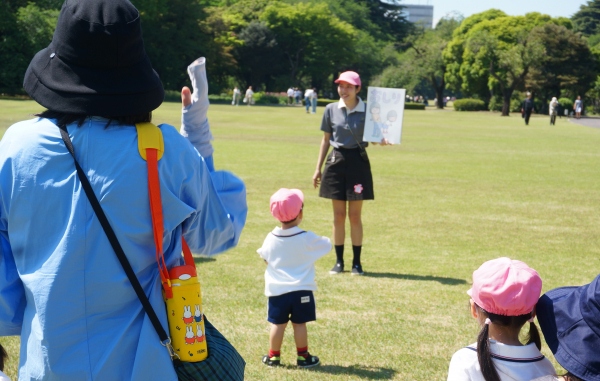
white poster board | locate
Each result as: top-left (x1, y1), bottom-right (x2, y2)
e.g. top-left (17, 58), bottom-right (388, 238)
top-left (363, 87), bottom-right (405, 145)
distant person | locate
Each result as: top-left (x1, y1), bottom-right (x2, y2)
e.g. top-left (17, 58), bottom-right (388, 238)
top-left (232, 86), bottom-right (241, 106)
top-left (532, 273), bottom-right (600, 381)
top-left (311, 88), bottom-right (318, 114)
top-left (287, 87), bottom-right (294, 105)
top-left (304, 88), bottom-right (314, 114)
top-left (573, 96), bottom-right (583, 119)
top-left (549, 97), bottom-right (559, 125)
top-left (295, 88), bottom-right (301, 104)
top-left (522, 92), bottom-right (535, 125)
top-left (259, 188), bottom-right (331, 368)
top-left (244, 86), bottom-right (254, 107)
top-left (447, 257), bottom-right (556, 381)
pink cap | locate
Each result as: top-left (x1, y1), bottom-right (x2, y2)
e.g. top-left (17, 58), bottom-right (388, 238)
top-left (335, 71), bottom-right (361, 87)
top-left (270, 188), bottom-right (304, 222)
top-left (467, 257), bottom-right (542, 316)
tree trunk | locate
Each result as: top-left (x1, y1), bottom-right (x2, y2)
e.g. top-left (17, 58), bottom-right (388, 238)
top-left (435, 87), bottom-right (444, 109)
top-left (501, 89), bottom-right (512, 116)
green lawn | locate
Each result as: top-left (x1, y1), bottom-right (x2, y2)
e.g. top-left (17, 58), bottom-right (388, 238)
top-left (1, 100), bottom-right (599, 380)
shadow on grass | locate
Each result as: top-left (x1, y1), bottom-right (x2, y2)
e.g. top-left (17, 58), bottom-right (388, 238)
top-left (193, 256), bottom-right (216, 265)
top-left (285, 364), bottom-right (396, 379)
top-left (365, 272), bottom-right (467, 285)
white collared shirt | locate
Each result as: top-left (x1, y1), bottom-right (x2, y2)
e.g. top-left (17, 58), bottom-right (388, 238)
top-left (447, 340), bottom-right (556, 381)
top-left (338, 97), bottom-right (366, 114)
top-left (257, 226), bottom-right (332, 297)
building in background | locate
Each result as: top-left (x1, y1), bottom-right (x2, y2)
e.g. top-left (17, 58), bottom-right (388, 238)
top-left (402, 4), bottom-right (434, 29)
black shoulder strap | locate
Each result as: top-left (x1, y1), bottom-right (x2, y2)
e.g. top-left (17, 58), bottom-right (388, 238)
top-left (57, 125), bottom-right (179, 362)
top-left (342, 108), bottom-right (366, 150)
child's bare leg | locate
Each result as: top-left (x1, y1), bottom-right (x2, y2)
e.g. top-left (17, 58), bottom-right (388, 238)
top-left (292, 322), bottom-right (308, 348)
top-left (269, 323), bottom-right (287, 352)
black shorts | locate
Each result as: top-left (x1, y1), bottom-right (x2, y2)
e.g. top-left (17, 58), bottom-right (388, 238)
top-left (268, 290), bottom-right (316, 325)
top-left (319, 147), bottom-right (374, 201)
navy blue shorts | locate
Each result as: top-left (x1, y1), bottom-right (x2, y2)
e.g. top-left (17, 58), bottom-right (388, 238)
top-left (267, 290), bottom-right (316, 325)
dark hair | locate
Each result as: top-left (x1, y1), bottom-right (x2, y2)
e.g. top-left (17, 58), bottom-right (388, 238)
top-left (475, 304), bottom-right (541, 381)
top-left (281, 203), bottom-right (303, 224)
top-left (35, 110), bottom-right (152, 129)
top-left (0, 343), bottom-right (7, 371)
top-left (563, 373), bottom-right (583, 381)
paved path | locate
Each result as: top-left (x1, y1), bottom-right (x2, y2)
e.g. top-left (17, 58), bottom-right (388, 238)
top-left (570, 118), bottom-right (600, 129)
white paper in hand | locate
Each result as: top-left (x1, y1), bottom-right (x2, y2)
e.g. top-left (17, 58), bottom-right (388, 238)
top-left (363, 87), bottom-right (405, 145)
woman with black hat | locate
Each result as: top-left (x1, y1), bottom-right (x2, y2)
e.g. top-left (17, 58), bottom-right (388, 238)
top-left (0, 0), bottom-right (246, 379)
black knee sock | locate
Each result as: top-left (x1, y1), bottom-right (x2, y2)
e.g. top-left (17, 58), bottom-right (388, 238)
top-left (352, 245), bottom-right (361, 266)
top-left (335, 245), bottom-right (344, 264)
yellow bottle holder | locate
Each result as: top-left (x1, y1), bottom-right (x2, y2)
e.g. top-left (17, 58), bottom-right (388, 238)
top-left (164, 276), bottom-right (208, 362)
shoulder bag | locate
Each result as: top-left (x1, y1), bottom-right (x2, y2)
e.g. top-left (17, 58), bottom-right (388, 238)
top-left (57, 123), bottom-right (245, 381)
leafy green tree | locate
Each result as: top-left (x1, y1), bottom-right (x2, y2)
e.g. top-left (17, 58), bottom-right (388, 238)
top-left (0, 1), bottom-right (58, 93)
top-left (403, 15), bottom-right (462, 108)
top-left (373, 14), bottom-right (461, 108)
top-left (467, 28), bottom-right (544, 116)
top-left (0, 0), bottom-right (31, 92)
top-left (445, 12), bottom-right (573, 115)
top-left (260, 2), bottom-right (355, 84)
top-left (132, 0), bottom-right (235, 91)
top-left (443, 9), bottom-right (507, 101)
top-left (526, 23), bottom-right (597, 110)
top-left (351, 0), bottom-right (411, 42)
top-left (573, 0), bottom-right (600, 36)
top-left (233, 21), bottom-right (286, 90)
top-left (16, 3), bottom-right (58, 53)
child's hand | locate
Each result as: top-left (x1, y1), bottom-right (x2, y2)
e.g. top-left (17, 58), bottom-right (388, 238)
top-left (182, 86), bottom-right (192, 108)
top-left (380, 138), bottom-right (393, 146)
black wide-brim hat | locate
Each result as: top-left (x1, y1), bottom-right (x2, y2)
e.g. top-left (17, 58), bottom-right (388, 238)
top-left (536, 274), bottom-right (600, 381)
top-left (24, 0), bottom-right (164, 116)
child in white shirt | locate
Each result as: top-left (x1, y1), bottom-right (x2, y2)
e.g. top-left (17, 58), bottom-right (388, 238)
top-left (258, 188), bottom-right (331, 368)
top-left (447, 258), bottom-right (555, 381)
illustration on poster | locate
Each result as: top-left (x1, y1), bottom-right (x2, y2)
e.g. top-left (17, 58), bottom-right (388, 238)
top-left (363, 87), bottom-right (405, 145)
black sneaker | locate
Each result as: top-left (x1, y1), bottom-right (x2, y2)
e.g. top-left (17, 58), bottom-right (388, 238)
top-left (351, 264), bottom-right (364, 276)
top-left (329, 262), bottom-right (344, 274)
top-left (297, 353), bottom-right (320, 368)
top-left (262, 354), bottom-right (281, 367)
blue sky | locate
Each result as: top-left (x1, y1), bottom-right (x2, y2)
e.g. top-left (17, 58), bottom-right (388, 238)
top-left (406, 0), bottom-right (589, 26)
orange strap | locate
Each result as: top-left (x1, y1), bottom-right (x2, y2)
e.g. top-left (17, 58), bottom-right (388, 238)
top-left (146, 148), bottom-right (172, 299)
top-left (146, 147), bottom-right (196, 300)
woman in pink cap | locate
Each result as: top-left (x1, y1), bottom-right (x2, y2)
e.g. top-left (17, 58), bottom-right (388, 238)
top-left (313, 71), bottom-right (391, 276)
top-left (447, 257), bottom-right (556, 381)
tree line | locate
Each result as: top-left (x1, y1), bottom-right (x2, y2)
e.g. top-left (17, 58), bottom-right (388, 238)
top-left (0, 0), bottom-right (411, 95)
top-left (3, 0), bottom-right (600, 116)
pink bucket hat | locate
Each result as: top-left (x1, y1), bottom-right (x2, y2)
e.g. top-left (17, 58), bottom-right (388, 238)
top-left (468, 257), bottom-right (542, 316)
top-left (270, 188), bottom-right (304, 222)
top-left (334, 71), bottom-right (361, 87)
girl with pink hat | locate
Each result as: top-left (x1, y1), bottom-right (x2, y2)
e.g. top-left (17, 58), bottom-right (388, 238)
top-left (312, 71), bottom-right (392, 276)
top-left (447, 257), bottom-right (556, 381)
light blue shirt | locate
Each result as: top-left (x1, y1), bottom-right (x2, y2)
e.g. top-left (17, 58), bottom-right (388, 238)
top-left (0, 117), bottom-right (247, 380)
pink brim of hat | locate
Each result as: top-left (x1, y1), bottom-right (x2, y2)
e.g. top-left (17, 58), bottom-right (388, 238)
top-left (334, 71), bottom-right (361, 86)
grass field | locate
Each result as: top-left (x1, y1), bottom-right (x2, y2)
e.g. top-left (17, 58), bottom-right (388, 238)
top-left (1, 100), bottom-right (599, 380)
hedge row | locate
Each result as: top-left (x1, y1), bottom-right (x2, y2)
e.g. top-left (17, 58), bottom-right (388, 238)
top-left (165, 90), bottom-right (425, 110)
top-left (453, 99), bottom-right (487, 111)
top-left (404, 102), bottom-right (426, 110)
